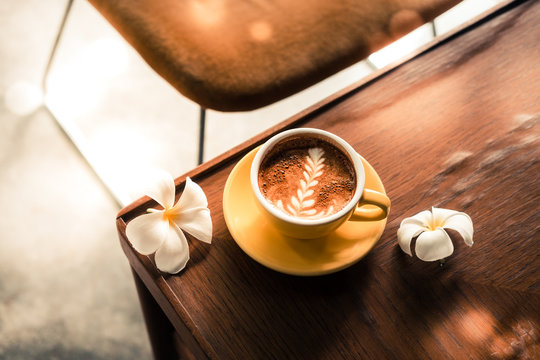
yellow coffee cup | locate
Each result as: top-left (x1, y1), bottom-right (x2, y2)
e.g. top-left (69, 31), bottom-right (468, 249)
top-left (250, 128), bottom-right (390, 239)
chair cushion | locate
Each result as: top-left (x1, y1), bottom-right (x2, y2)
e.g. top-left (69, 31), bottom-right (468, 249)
top-left (88, 0), bottom-right (460, 111)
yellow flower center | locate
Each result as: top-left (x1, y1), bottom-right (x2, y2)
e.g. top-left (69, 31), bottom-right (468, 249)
top-left (148, 207), bottom-right (177, 225)
top-left (163, 208), bottom-right (179, 225)
top-left (427, 219), bottom-right (444, 231)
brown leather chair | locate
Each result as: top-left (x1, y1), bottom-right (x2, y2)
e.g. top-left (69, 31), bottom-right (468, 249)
top-left (42, 0), bottom-right (460, 197)
top-left (87, 0), bottom-right (460, 112)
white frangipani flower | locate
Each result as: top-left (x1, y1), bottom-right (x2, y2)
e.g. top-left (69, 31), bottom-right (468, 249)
top-left (397, 207), bottom-right (473, 262)
top-left (126, 172), bottom-right (212, 273)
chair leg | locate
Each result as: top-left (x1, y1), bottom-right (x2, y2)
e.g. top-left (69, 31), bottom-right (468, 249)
top-left (42, 0), bottom-right (74, 93)
top-left (43, 0), bottom-right (207, 205)
top-left (198, 107), bottom-right (206, 165)
top-left (42, 0), bottom-right (127, 207)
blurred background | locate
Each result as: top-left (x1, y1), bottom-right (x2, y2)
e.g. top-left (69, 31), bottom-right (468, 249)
top-left (0, 0), bottom-right (504, 358)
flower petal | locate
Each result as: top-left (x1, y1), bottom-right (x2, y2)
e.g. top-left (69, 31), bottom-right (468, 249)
top-left (173, 177), bottom-right (208, 211)
top-left (143, 170), bottom-right (175, 209)
top-left (397, 223), bottom-right (425, 256)
top-left (155, 224), bottom-right (190, 274)
top-left (172, 207), bottom-right (212, 244)
top-left (126, 211), bottom-right (168, 255)
top-left (443, 212), bottom-right (474, 246)
top-left (400, 209), bottom-right (433, 228)
top-left (432, 207), bottom-right (459, 226)
top-left (414, 229), bottom-right (454, 261)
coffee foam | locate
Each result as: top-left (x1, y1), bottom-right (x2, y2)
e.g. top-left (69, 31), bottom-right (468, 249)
top-left (258, 135), bottom-right (356, 219)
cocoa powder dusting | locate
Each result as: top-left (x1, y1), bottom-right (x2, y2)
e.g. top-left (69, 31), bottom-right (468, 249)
top-left (258, 136), bottom-right (356, 218)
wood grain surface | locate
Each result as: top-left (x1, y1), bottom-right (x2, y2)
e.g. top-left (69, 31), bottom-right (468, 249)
top-left (117, 1), bottom-right (539, 358)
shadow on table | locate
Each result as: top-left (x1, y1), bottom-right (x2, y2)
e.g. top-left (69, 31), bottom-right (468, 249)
top-left (225, 252), bottom-right (391, 359)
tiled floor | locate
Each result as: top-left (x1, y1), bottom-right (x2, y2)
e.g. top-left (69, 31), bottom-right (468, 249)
top-left (1, 1), bottom-right (153, 359)
top-left (0, 0), bottom-right (502, 358)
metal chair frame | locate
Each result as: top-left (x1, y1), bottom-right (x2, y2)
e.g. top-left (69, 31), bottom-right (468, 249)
top-left (43, 0), bottom-right (440, 207)
top-left (42, 0), bottom-right (207, 207)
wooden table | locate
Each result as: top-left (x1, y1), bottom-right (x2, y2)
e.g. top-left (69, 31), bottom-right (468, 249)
top-left (117, 0), bottom-right (539, 358)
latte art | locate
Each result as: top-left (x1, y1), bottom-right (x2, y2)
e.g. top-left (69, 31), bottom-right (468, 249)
top-left (258, 136), bottom-right (356, 219)
top-left (274, 147), bottom-right (332, 218)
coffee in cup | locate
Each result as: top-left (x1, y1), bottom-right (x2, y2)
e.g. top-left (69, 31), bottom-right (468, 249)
top-left (251, 128), bottom-right (390, 239)
top-left (257, 135), bottom-right (356, 219)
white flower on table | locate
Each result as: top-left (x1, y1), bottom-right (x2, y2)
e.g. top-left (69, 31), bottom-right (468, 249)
top-left (126, 171), bottom-right (212, 273)
top-left (397, 207), bottom-right (473, 262)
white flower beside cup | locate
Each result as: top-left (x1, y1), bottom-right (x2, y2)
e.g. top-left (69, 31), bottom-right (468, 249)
top-left (126, 171), bottom-right (212, 274)
top-left (397, 207), bottom-right (473, 262)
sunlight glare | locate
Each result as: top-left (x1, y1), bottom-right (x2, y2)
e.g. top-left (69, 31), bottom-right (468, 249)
top-left (44, 38), bottom-right (129, 118)
top-left (368, 23), bottom-right (433, 68)
top-left (189, 0), bottom-right (225, 27)
top-left (5, 82), bottom-right (43, 116)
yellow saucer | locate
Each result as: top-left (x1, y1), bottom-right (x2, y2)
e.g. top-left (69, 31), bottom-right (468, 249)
top-left (223, 147), bottom-right (388, 276)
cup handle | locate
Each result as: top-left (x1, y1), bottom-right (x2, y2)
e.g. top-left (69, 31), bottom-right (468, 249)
top-left (350, 188), bottom-right (390, 221)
